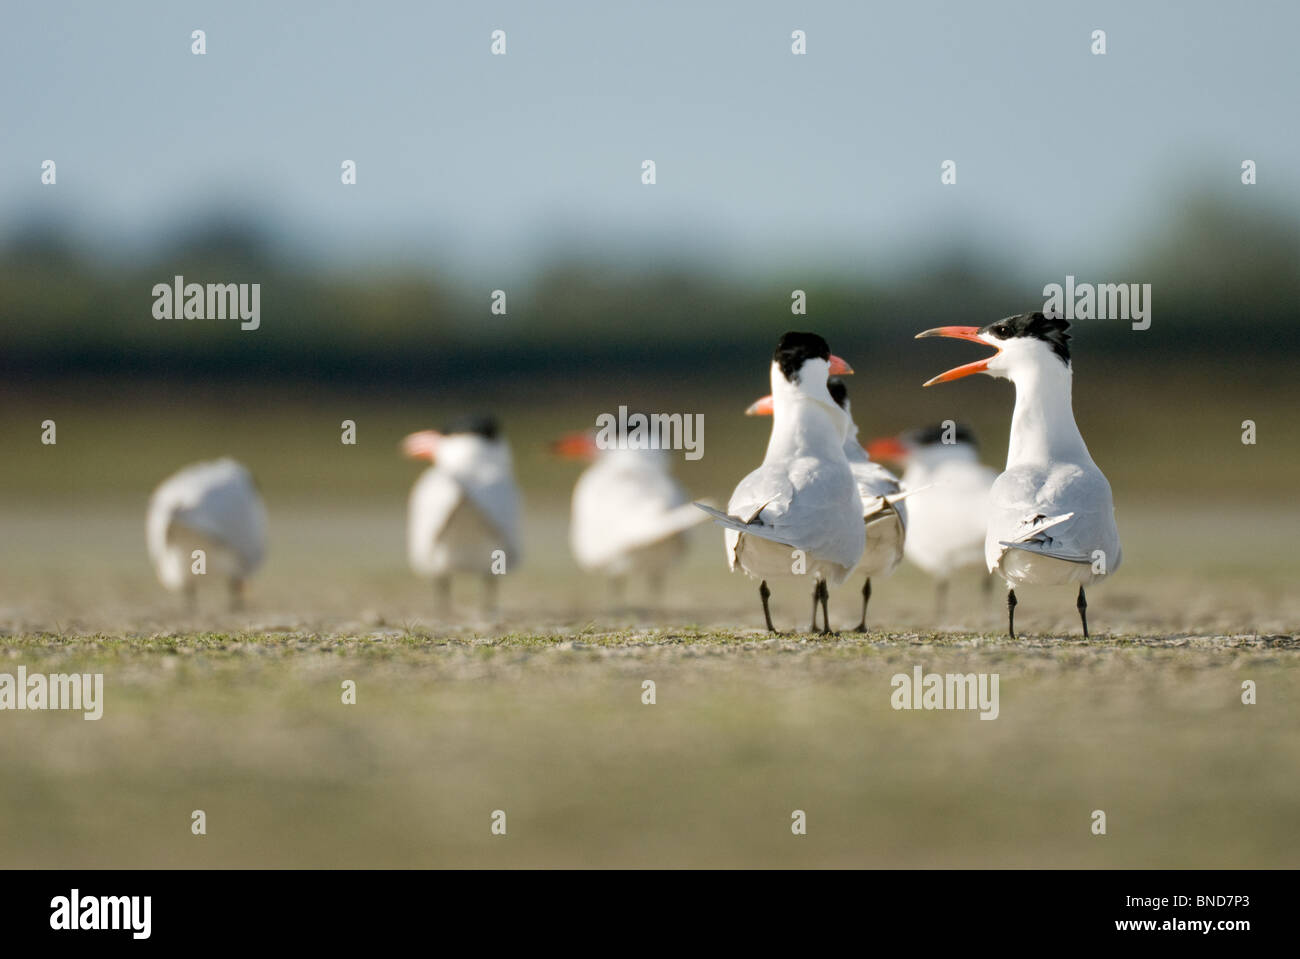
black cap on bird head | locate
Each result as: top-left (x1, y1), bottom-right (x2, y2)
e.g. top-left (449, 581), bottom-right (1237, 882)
top-left (980, 312), bottom-right (1072, 365)
top-left (773, 331), bottom-right (853, 383)
top-left (440, 413), bottom-right (500, 440)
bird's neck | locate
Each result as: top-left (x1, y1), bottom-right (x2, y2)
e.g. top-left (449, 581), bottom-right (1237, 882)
top-left (1005, 361), bottom-right (1092, 468)
top-left (766, 395), bottom-right (846, 462)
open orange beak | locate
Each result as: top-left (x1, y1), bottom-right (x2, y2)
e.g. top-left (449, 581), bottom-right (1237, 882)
top-left (402, 430), bottom-right (442, 461)
top-left (914, 326), bottom-right (999, 386)
top-left (550, 431), bottom-right (598, 460)
top-left (744, 395), bottom-right (775, 417)
top-left (828, 354), bottom-right (854, 375)
top-left (865, 436), bottom-right (909, 462)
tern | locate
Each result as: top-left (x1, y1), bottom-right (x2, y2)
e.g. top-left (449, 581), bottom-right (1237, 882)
top-left (552, 424), bottom-right (710, 604)
top-left (744, 376), bottom-right (910, 631)
top-left (866, 423), bottom-right (997, 616)
top-left (402, 414), bottom-right (522, 614)
top-left (916, 312), bottom-right (1121, 638)
top-left (146, 457), bottom-right (267, 611)
top-left (696, 332), bottom-right (865, 634)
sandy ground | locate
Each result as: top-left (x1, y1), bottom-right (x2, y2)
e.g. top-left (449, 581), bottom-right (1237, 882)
top-left (1, 501), bottom-right (1297, 868)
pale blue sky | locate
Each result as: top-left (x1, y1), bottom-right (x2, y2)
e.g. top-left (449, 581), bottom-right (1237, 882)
top-left (2, 0), bottom-right (1296, 281)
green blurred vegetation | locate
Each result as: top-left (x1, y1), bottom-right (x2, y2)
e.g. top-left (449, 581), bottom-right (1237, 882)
top-left (2, 194), bottom-right (1297, 506)
top-left (3, 197), bottom-right (1298, 386)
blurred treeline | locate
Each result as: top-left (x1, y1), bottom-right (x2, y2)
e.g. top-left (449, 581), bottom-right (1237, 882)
top-left (3, 195), bottom-right (1298, 391)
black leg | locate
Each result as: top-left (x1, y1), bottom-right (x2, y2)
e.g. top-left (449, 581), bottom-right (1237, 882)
top-left (1077, 585), bottom-right (1089, 638)
top-left (1007, 588), bottom-right (1018, 640)
top-left (854, 577), bottom-right (872, 632)
top-left (760, 580), bottom-right (777, 633)
top-left (228, 577), bottom-right (244, 613)
top-left (935, 578), bottom-right (948, 619)
top-left (809, 580), bottom-right (821, 633)
top-left (819, 580), bottom-right (831, 635)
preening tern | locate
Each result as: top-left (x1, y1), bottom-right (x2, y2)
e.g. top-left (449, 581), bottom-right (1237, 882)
top-left (553, 424), bottom-right (709, 603)
top-left (146, 457), bottom-right (266, 611)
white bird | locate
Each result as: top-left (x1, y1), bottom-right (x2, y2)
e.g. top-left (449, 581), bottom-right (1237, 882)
top-left (696, 331), bottom-right (865, 634)
top-left (917, 313), bottom-right (1121, 637)
top-left (743, 376), bottom-right (909, 631)
top-left (402, 415), bottom-right (522, 613)
top-left (146, 457), bottom-right (267, 610)
top-left (866, 422), bottom-right (997, 616)
top-left (552, 428), bottom-right (709, 603)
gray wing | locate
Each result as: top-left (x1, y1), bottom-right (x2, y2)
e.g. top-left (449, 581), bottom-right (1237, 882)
top-left (987, 462), bottom-right (1121, 571)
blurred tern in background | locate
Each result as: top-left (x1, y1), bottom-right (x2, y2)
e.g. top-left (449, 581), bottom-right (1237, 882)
top-left (696, 332), bottom-right (864, 634)
top-left (917, 313), bottom-right (1121, 638)
top-left (403, 414), bottom-right (522, 615)
top-left (744, 376), bottom-right (910, 631)
top-left (552, 423), bottom-right (709, 605)
top-left (866, 422), bottom-right (997, 616)
top-left (147, 457), bottom-right (267, 611)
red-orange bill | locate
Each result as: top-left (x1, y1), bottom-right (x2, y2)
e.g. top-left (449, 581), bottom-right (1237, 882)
top-left (914, 326), bottom-right (999, 386)
top-left (745, 395), bottom-right (775, 416)
top-left (865, 436), bottom-right (909, 462)
top-left (550, 431), bottom-right (598, 460)
top-left (402, 430), bottom-right (442, 461)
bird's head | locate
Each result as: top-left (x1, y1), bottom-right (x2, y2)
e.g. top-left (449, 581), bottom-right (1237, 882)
top-left (403, 414), bottom-right (501, 467)
top-left (916, 312), bottom-right (1071, 386)
top-left (865, 422), bottom-right (979, 465)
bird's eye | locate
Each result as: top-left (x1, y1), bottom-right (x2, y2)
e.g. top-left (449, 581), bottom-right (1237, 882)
top-left (991, 325), bottom-right (1011, 338)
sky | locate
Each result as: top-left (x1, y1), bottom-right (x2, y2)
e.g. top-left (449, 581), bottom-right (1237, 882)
top-left (2, 0), bottom-right (1297, 281)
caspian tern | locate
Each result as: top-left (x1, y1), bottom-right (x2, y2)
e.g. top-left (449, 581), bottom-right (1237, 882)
top-left (866, 423), bottom-right (997, 616)
top-left (552, 425), bottom-right (710, 603)
top-left (696, 332), bottom-right (865, 634)
top-left (916, 313), bottom-right (1121, 638)
top-left (402, 414), bottom-right (522, 613)
top-left (146, 457), bottom-right (267, 610)
top-left (743, 376), bottom-right (909, 631)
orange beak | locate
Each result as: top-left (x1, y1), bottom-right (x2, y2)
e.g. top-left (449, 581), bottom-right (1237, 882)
top-left (744, 395), bottom-right (775, 417)
top-left (828, 354), bottom-right (854, 375)
top-left (914, 326), bottom-right (999, 386)
top-left (402, 430), bottom-right (442, 461)
top-left (550, 431), bottom-right (598, 460)
top-left (865, 436), bottom-right (909, 463)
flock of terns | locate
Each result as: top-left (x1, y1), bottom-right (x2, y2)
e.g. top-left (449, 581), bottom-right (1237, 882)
top-left (145, 312), bottom-right (1121, 638)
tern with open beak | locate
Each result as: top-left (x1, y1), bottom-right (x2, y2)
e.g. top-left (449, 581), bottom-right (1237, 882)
top-left (696, 332), bottom-right (865, 634)
top-left (866, 423), bottom-right (997, 617)
top-left (744, 376), bottom-right (911, 631)
top-left (916, 313), bottom-right (1121, 638)
top-left (402, 414), bottom-right (522, 615)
